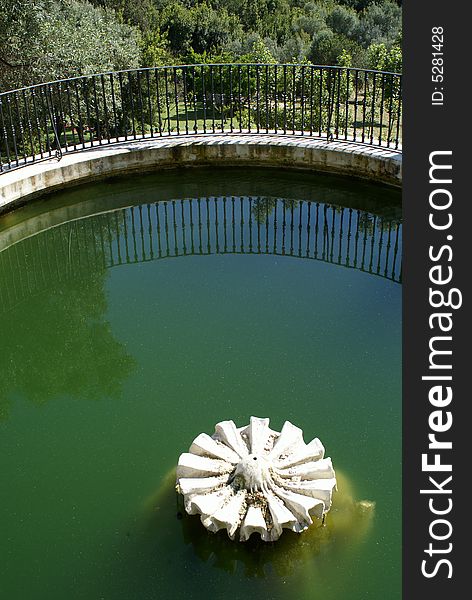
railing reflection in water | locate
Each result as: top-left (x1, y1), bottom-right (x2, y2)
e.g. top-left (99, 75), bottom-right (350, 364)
top-left (0, 196), bottom-right (402, 313)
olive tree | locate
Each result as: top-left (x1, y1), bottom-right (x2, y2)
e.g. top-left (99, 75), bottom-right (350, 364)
top-left (0, 0), bottom-right (141, 91)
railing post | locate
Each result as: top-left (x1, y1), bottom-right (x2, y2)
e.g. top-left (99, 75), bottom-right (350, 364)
top-left (0, 95), bottom-right (11, 169)
top-left (154, 69), bottom-right (163, 136)
top-left (183, 67), bottom-right (189, 135)
top-left (229, 65), bottom-right (234, 133)
top-left (6, 94), bottom-right (19, 166)
top-left (191, 65), bottom-right (197, 134)
top-left (395, 76), bottom-right (402, 150)
top-left (201, 65), bottom-right (207, 134)
top-left (45, 85), bottom-right (63, 160)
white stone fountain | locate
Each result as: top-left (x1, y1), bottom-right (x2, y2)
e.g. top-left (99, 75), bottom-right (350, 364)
top-left (175, 416), bottom-right (337, 542)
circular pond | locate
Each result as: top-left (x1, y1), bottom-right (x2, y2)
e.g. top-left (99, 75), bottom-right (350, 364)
top-left (0, 168), bottom-right (401, 600)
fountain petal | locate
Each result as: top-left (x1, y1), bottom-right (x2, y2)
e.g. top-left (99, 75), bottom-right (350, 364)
top-left (214, 420), bottom-right (250, 458)
top-left (178, 475), bottom-right (227, 497)
top-left (202, 490), bottom-right (248, 539)
top-left (177, 453), bottom-right (234, 479)
top-left (244, 416), bottom-right (272, 455)
top-left (268, 421), bottom-right (305, 460)
top-left (280, 478), bottom-right (337, 508)
top-left (276, 457), bottom-right (335, 480)
top-left (273, 437), bottom-right (325, 467)
top-left (185, 487), bottom-right (233, 516)
top-left (176, 416), bottom-right (337, 542)
top-left (189, 432), bottom-right (241, 464)
top-left (240, 505), bottom-right (272, 542)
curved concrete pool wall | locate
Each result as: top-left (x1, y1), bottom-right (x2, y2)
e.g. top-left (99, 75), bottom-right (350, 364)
top-left (0, 134), bottom-right (402, 213)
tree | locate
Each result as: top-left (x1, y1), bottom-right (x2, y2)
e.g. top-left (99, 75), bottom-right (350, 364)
top-left (326, 5), bottom-right (360, 38)
top-left (355, 0), bottom-right (402, 48)
top-left (88, 0), bottom-right (160, 33)
top-left (367, 42), bottom-right (402, 73)
top-left (0, 0), bottom-right (141, 90)
top-left (0, 0), bottom-right (403, 90)
top-left (309, 30), bottom-right (366, 67)
top-left (0, 0), bottom-right (50, 88)
top-left (160, 2), bottom-right (242, 56)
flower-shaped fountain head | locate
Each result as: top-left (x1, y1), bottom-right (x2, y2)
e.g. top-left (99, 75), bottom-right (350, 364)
top-left (176, 416), bottom-right (337, 542)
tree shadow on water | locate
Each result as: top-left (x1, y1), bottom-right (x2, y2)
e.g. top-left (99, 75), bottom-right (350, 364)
top-left (0, 219), bottom-right (136, 421)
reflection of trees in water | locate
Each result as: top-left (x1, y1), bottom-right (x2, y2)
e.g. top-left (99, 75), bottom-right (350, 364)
top-left (254, 199), bottom-right (401, 233)
top-left (0, 219), bottom-right (135, 422)
top-left (356, 211), bottom-right (401, 233)
top-left (1, 199), bottom-right (401, 299)
top-left (251, 197), bottom-right (300, 225)
top-left (0, 194), bottom-right (401, 419)
top-left (249, 197), bottom-right (402, 279)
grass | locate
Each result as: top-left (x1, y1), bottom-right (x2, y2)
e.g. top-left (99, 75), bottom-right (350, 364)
top-left (2, 98), bottom-right (401, 166)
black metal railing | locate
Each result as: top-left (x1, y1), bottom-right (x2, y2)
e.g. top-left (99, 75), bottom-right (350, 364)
top-left (0, 196), bottom-right (402, 314)
top-left (0, 64), bottom-right (402, 173)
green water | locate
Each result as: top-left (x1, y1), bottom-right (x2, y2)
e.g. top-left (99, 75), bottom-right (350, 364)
top-left (0, 169), bottom-right (401, 600)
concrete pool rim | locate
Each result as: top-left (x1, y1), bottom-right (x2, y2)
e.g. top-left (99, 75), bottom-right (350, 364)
top-left (0, 134), bottom-right (402, 214)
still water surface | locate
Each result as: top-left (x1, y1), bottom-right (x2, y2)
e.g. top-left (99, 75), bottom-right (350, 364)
top-left (0, 169), bottom-right (401, 600)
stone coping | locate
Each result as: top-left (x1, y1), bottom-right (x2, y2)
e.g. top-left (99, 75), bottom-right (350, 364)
top-left (0, 134), bottom-right (402, 213)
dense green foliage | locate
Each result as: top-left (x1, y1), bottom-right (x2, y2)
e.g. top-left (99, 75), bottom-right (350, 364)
top-left (0, 0), bottom-right (140, 89)
top-left (1, 0), bottom-right (401, 90)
